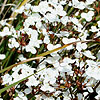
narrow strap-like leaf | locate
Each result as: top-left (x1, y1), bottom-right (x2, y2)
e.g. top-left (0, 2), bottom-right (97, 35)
top-left (0, 67), bottom-right (45, 95)
top-left (0, 40), bottom-right (94, 74)
top-left (0, 40), bottom-right (96, 95)
top-left (8, 0), bottom-right (29, 24)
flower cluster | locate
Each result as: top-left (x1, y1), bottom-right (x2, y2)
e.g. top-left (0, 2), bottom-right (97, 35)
top-left (0, 0), bottom-right (100, 100)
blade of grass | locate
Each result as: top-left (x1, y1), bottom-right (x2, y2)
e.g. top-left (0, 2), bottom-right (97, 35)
top-left (37, 40), bottom-right (94, 57)
top-left (0, 0), bottom-right (7, 15)
top-left (0, 67), bottom-right (45, 95)
top-left (67, 7), bottom-right (74, 16)
top-left (8, 0), bottom-right (30, 25)
top-left (0, 39), bottom-right (95, 74)
top-left (0, 40), bottom-right (97, 95)
top-left (0, 56), bottom-right (44, 74)
top-left (3, 48), bottom-right (16, 69)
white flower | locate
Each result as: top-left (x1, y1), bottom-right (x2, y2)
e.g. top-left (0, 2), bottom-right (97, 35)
top-left (54, 4), bottom-right (66, 16)
top-left (45, 97), bottom-right (55, 100)
top-left (10, 26), bottom-right (18, 38)
top-left (36, 21), bottom-right (42, 29)
top-left (71, 17), bottom-right (79, 25)
top-left (59, 57), bottom-right (74, 75)
top-left (95, 90), bottom-right (100, 100)
top-left (56, 31), bottom-right (70, 37)
top-left (95, 31), bottom-right (100, 38)
top-left (24, 3), bottom-right (31, 10)
top-left (0, 54), bottom-right (6, 60)
top-left (90, 26), bottom-right (98, 32)
top-left (15, 6), bottom-right (24, 13)
top-left (25, 30), bottom-right (42, 54)
top-left (24, 88), bottom-right (32, 94)
top-left (45, 55), bottom-right (60, 68)
top-left (29, 29), bottom-right (38, 38)
top-left (22, 97), bottom-right (28, 100)
top-left (8, 38), bottom-right (19, 48)
top-left (47, 43), bottom-right (61, 52)
top-left (86, 60), bottom-right (97, 67)
top-left (76, 2), bottom-right (86, 10)
top-left (88, 10), bottom-right (94, 16)
top-left (74, 51), bottom-right (82, 58)
top-left (24, 19), bottom-right (31, 28)
top-left (97, 21), bottom-right (100, 27)
top-left (63, 92), bottom-right (71, 100)
top-left (80, 61), bottom-right (85, 69)
top-left (41, 28), bottom-right (48, 36)
top-left (24, 16), bottom-right (35, 28)
top-left (72, 0), bottom-right (86, 10)
top-left (75, 11), bottom-right (79, 16)
top-left (86, 87), bottom-right (93, 93)
top-left (43, 68), bottom-right (59, 84)
top-left (81, 11), bottom-right (94, 22)
top-left (61, 57), bottom-right (75, 65)
top-left (26, 76), bottom-right (39, 86)
top-left (85, 78), bottom-right (96, 87)
top-left (25, 44), bottom-right (37, 54)
top-left (17, 92), bottom-right (28, 100)
top-left (44, 13), bottom-right (59, 22)
top-left (62, 38), bottom-right (76, 50)
top-left (68, 1), bottom-right (72, 6)
top-left (24, 13), bottom-right (41, 28)
top-left (86, 65), bottom-right (100, 80)
top-left (17, 91), bottom-right (24, 97)
top-left (86, 60), bottom-right (100, 80)
top-left (12, 71), bottom-right (30, 84)
top-left (83, 50), bottom-right (96, 59)
top-left (40, 83), bottom-right (55, 92)
top-left (11, 64), bottom-right (35, 84)
top-left (60, 0), bottom-right (66, 5)
top-left (47, 44), bottom-right (54, 50)
top-left (43, 35), bottom-right (50, 44)
top-left (77, 93), bottom-right (83, 100)
top-left (54, 91), bottom-right (61, 97)
top-left (12, 64), bottom-right (24, 72)
top-left (32, 1), bottom-right (52, 15)
top-left (86, 0), bottom-right (96, 5)
top-left (61, 16), bottom-right (68, 25)
top-left (2, 74), bottom-right (12, 85)
top-left (97, 50), bottom-right (100, 60)
top-left (79, 30), bottom-right (89, 41)
top-left (42, 96), bottom-right (55, 100)
top-left (12, 72), bottom-right (21, 83)
top-left (83, 92), bottom-right (88, 97)
top-left (18, 54), bottom-right (26, 61)
top-left (0, 27), bottom-right (12, 37)
top-left (0, 20), bottom-right (6, 26)
top-left (49, 0), bottom-right (58, 4)
top-left (76, 42), bottom-right (87, 52)
top-left (33, 39), bottom-right (42, 48)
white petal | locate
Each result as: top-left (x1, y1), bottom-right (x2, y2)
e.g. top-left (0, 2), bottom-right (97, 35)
top-left (81, 13), bottom-right (86, 18)
top-left (24, 88), bottom-right (32, 94)
top-left (83, 50), bottom-right (96, 59)
top-left (86, 87), bottom-right (93, 93)
top-left (0, 54), bottom-right (6, 60)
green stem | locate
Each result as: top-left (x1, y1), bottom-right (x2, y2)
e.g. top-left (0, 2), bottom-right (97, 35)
top-left (0, 67), bottom-right (45, 95)
top-left (67, 7), bottom-right (74, 16)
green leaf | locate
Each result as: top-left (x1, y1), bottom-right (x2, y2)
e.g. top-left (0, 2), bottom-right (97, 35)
top-left (0, 56), bottom-right (44, 73)
top-left (0, 67), bottom-right (45, 95)
top-left (67, 7), bottom-right (74, 16)
top-left (0, 40), bottom-right (95, 95)
top-left (0, 40), bottom-right (94, 74)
